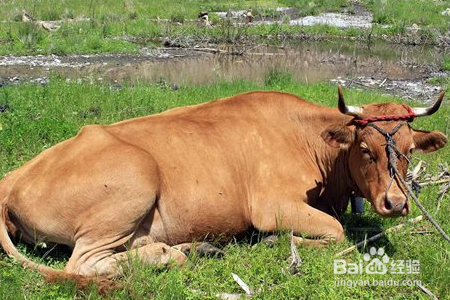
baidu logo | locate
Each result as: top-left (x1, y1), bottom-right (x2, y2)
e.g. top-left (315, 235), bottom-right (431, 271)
top-left (364, 247), bottom-right (389, 274)
top-left (334, 247), bottom-right (420, 275)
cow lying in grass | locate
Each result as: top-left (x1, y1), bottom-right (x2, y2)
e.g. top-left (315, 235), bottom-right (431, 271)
top-left (0, 87), bottom-right (446, 289)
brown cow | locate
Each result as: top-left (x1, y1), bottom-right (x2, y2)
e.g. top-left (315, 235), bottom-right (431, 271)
top-left (0, 87), bottom-right (447, 286)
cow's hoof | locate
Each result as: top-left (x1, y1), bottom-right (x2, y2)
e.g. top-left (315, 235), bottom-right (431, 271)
top-left (195, 243), bottom-right (224, 258)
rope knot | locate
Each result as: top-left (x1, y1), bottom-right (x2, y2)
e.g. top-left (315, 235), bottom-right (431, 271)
top-left (385, 133), bottom-right (392, 142)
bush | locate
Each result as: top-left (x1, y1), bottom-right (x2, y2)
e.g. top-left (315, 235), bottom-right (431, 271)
top-left (441, 56), bottom-right (450, 71)
top-left (264, 69), bottom-right (293, 86)
top-left (18, 23), bottom-right (43, 50)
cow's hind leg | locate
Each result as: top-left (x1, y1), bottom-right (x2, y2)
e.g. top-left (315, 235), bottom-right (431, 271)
top-left (251, 200), bottom-right (344, 246)
top-left (63, 184), bottom-right (178, 277)
top-left (66, 242), bottom-right (186, 278)
top-left (118, 243), bottom-right (187, 267)
top-left (61, 142), bottom-right (184, 278)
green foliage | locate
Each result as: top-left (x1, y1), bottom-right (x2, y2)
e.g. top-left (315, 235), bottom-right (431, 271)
top-left (442, 56), bottom-right (450, 72)
top-left (17, 23), bottom-right (44, 50)
top-left (63, 8), bottom-right (74, 20)
top-left (264, 69), bottom-right (293, 87)
top-left (362, 0), bottom-right (450, 32)
top-left (0, 0), bottom-right (448, 55)
top-left (278, 0), bottom-right (349, 16)
top-left (128, 11), bottom-right (139, 21)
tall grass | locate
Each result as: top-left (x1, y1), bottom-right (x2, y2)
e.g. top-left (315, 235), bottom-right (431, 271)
top-left (0, 0), bottom-right (288, 22)
top-left (363, 0), bottom-right (450, 32)
top-left (279, 0), bottom-right (348, 16)
top-left (17, 23), bottom-right (43, 50)
top-left (0, 0), bottom-right (448, 55)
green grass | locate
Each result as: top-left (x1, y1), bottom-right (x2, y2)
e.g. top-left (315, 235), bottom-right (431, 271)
top-left (0, 0), bottom-right (449, 55)
top-left (362, 0), bottom-right (450, 30)
top-left (0, 0), bottom-right (349, 22)
top-left (0, 77), bottom-right (449, 299)
top-left (442, 55), bottom-right (450, 72)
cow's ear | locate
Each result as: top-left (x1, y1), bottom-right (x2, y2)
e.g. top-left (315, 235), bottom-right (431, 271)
top-left (321, 125), bottom-right (354, 148)
top-left (412, 129), bottom-right (447, 153)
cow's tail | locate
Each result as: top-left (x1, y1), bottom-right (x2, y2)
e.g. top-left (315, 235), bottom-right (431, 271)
top-left (0, 202), bottom-right (59, 275)
top-left (0, 202), bottom-right (118, 294)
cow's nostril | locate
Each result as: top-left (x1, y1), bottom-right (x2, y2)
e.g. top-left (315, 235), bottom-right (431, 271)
top-left (383, 195), bottom-right (408, 214)
top-left (384, 197), bottom-right (393, 210)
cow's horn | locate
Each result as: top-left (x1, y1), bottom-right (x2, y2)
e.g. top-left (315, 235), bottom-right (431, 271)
top-left (411, 91), bottom-right (445, 117)
top-left (337, 85), bottom-right (363, 117)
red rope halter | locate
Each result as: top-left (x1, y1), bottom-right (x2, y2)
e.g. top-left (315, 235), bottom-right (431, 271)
top-left (351, 105), bottom-right (415, 126)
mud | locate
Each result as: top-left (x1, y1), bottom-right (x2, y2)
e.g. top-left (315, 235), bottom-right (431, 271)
top-left (0, 39), bottom-right (447, 103)
top-left (331, 77), bottom-right (444, 103)
top-left (2, 2), bottom-right (449, 103)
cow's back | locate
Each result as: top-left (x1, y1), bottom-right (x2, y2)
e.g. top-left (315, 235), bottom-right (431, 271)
top-left (103, 91), bottom-right (331, 243)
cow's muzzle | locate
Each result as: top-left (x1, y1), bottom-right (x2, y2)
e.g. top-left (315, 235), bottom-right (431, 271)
top-left (378, 194), bottom-right (409, 217)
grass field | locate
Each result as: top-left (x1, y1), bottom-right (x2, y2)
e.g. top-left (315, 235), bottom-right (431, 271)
top-left (0, 75), bottom-right (449, 299)
top-left (0, 0), bottom-right (449, 55)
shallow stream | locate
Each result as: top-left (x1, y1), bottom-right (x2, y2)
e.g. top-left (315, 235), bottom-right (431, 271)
top-left (0, 40), bottom-right (446, 101)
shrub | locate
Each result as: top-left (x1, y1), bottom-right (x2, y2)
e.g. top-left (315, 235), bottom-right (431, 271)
top-left (18, 23), bottom-right (43, 50)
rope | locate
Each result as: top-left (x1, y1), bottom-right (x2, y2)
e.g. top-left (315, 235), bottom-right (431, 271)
top-left (395, 165), bottom-right (450, 244)
top-left (352, 104), bottom-right (415, 126)
top-left (368, 122), bottom-right (450, 245)
top-left (349, 105), bottom-right (449, 243)
top-left (367, 122), bottom-right (406, 177)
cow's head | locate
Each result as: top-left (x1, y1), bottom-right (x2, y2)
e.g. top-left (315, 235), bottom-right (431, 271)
top-left (322, 86), bottom-right (447, 217)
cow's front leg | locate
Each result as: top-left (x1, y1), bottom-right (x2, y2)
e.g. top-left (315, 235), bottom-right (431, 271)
top-left (251, 199), bottom-right (344, 246)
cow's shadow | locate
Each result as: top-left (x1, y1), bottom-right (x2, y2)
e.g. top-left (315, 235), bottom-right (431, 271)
top-left (9, 209), bottom-right (400, 267)
top-left (340, 211), bottom-right (397, 256)
top-left (13, 239), bottom-right (72, 266)
top-left (239, 209), bottom-right (398, 258)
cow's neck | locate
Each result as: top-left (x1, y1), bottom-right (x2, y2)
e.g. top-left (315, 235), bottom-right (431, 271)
top-left (296, 106), bottom-right (358, 218)
top-left (313, 144), bottom-right (356, 218)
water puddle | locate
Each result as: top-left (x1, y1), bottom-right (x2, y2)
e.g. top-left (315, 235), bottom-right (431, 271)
top-left (285, 13), bottom-right (372, 28)
top-left (215, 4), bottom-right (373, 29)
top-left (0, 41), bottom-right (445, 100)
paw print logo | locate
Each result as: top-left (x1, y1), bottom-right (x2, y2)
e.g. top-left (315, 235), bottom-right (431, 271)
top-left (364, 247), bottom-right (389, 274)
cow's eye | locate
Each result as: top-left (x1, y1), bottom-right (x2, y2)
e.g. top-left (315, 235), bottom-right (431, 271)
top-left (361, 148), bottom-right (370, 155)
top-left (361, 148), bottom-right (375, 162)
top-left (407, 147), bottom-right (414, 158)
